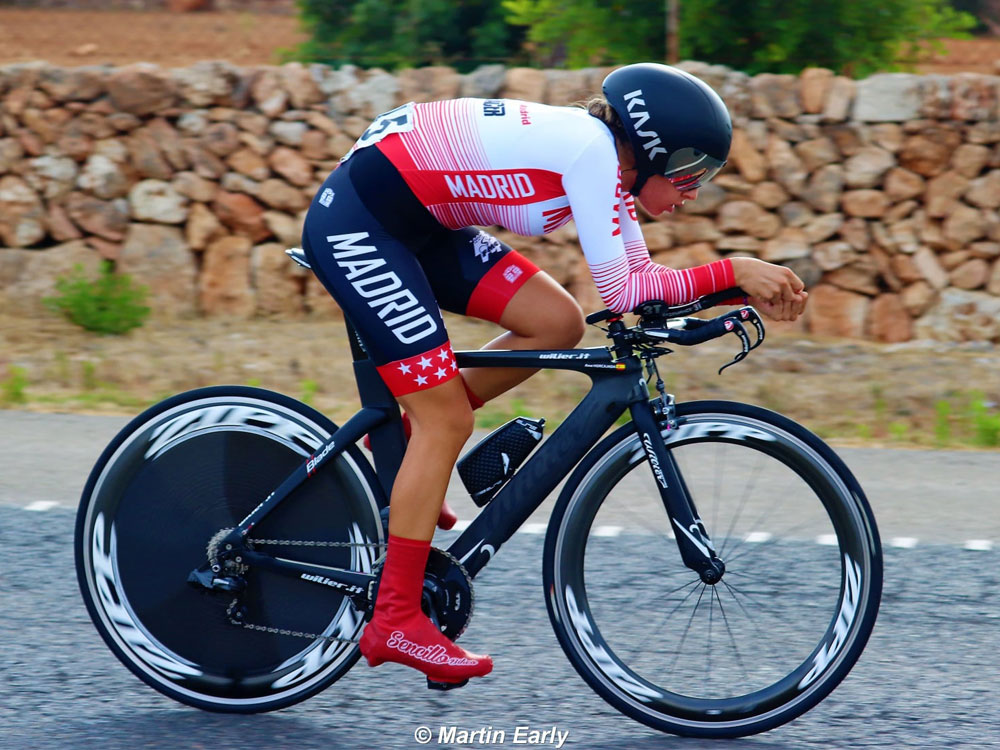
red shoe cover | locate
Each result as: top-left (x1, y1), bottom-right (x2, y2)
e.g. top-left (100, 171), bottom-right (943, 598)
top-left (359, 535), bottom-right (492, 683)
top-left (360, 613), bottom-right (493, 682)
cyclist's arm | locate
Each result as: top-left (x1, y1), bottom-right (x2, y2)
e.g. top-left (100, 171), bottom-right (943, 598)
top-left (563, 136), bottom-right (735, 314)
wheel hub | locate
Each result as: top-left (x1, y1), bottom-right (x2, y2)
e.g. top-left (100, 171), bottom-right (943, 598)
top-left (699, 558), bottom-right (726, 585)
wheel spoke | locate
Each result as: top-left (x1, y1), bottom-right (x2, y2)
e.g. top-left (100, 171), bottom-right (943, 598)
top-left (713, 585), bottom-right (750, 684)
top-left (718, 450), bottom-right (765, 558)
top-left (668, 584), bottom-right (708, 673)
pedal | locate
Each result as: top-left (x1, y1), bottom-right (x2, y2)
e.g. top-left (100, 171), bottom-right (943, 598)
top-left (427, 677), bottom-right (469, 691)
top-left (457, 417), bottom-right (544, 507)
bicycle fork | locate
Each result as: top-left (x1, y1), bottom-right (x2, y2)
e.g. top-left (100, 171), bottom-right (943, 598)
top-left (629, 398), bottom-right (726, 584)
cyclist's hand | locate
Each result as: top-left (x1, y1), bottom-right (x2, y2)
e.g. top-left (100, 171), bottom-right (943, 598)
top-left (730, 257), bottom-right (808, 321)
top-left (750, 292), bottom-right (808, 322)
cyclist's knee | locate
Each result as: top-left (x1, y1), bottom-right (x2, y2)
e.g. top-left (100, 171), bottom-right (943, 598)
top-left (405, 392), bottom-right (475, 444)
top-left (547, 294), bottom-right (586, 349)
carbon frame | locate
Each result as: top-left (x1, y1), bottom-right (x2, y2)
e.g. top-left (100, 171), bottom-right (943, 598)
top-left (218, 322), bottom-right (721, 593)
top-left (227, 344), bottom-right (647, 585)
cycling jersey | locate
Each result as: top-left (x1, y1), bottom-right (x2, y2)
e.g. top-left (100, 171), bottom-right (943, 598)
top-left (302, 98), bottom-right (735, 398)
top-left (357, 99), bottom-right (735, 313)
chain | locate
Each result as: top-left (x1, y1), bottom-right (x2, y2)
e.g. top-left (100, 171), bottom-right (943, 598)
top-left (221, 539), bottom-right (474, 647)
top-left (249, 538), bottom-right (387, 549)
top-left (226, 597), bottom-right (364, 644)
top-left (223, 536), bottom-right (387, 645)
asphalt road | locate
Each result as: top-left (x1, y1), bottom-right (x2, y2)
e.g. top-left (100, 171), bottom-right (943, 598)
top-left (0, 411), bottom-right (998, 750)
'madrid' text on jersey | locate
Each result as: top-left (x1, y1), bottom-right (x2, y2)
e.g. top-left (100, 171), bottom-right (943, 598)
top-left (444, 172), bottom-right (536, 200)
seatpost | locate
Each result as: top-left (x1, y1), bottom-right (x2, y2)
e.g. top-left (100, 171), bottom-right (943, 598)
top-left (606, 317), bottom-right (632, 360)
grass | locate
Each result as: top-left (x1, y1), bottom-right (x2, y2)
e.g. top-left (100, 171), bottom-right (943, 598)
top-left (1, 366), bottom-right (29, 405)
top-left (3, 313), bottom-right (998, 451)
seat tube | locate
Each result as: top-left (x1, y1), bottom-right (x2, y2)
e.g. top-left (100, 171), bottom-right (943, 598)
top-left (629, 399), bottom-right (724, 583)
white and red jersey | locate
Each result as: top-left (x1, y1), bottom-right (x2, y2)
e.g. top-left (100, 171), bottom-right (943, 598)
top-left (353, 98), bottom-right (734, 313)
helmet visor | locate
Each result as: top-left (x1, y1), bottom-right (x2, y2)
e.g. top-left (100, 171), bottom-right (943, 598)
top-left (664, 147), bottom-right (726, 191)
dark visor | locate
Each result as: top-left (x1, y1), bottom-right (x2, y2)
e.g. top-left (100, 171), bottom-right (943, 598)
top-left (664, 148), bottom-right (726, 191)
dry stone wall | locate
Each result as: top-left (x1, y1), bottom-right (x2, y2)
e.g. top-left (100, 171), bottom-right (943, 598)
top-left (2, 60), bottom-right (1000, 342)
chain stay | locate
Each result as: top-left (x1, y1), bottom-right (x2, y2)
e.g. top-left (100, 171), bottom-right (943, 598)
top-left (222, 538), bottom-right (475, 647)
top-left (224, 536), bottom-right (385, 644)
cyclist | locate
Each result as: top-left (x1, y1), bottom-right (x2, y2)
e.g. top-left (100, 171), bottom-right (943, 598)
top-left (301, 63), bottom-right (807, 688)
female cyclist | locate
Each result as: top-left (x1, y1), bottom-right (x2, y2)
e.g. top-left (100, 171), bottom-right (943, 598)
top-left (300, 63), bottom-right (808, 689)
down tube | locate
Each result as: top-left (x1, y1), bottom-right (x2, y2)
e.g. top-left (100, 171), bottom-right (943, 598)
top-left (446, 370), bottom-right (642, 579)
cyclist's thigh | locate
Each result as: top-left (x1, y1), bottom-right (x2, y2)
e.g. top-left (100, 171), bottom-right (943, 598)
top-left (418, 227), bottom-right (540, 324)
top-left (301, 172), bottom-right (459, 398)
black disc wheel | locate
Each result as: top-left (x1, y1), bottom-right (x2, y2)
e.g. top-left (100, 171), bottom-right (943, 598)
top-left (75, 387), bottom-right (385, 712)
top-left (544, 401), bottom-right (882, 738)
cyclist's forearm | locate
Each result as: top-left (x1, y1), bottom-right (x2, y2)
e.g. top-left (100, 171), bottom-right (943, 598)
top-left (591, 257), bottom-right (735, 313)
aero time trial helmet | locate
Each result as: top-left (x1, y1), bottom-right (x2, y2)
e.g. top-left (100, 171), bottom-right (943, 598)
top-left (601, 63), bottom-right (732, 196)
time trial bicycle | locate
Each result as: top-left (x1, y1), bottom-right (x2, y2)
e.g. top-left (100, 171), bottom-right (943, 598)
top-left (75, 248), bottom-right (883, 738)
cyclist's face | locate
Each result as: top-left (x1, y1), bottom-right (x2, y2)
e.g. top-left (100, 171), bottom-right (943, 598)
top-left (634, 175), bottom-right (699, 216)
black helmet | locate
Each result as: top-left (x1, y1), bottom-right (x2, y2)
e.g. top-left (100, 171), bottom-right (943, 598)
top-left (602, 63), bottom-right (732, 196)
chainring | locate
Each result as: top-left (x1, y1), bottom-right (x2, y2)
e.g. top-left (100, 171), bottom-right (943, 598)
top-left (422, 547), bottom-right (475, 641)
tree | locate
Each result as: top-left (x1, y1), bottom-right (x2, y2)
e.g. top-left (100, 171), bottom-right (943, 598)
top-left (503, 0), bottom-right (975, 76)
top-left (503, 0), bottom-right (665, 67)
top-left (293, 0), bottom-right (521, 71)
top-left (678, 0), bottom-right (977, 76)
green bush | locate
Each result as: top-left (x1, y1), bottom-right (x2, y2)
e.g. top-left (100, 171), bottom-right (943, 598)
top-left (967, 396), bottom-right (1000, 447)
top-left (1, 366), bottom-right (29, 405)
top-left (45, 261), bottom-right (150, 335)
top-left (292, 0), bottom-right (522, 70)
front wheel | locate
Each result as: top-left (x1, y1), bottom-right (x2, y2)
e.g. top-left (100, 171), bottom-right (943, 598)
top-left (75, 386), bottom-right (386, 713)
top-left (543, 400), bottom-right (882, 738)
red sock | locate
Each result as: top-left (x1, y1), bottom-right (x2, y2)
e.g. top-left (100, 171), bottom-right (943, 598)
top-left (359, 535), bottom-right (492, 683)
top-left (461, 375), bottom-right (485, 410)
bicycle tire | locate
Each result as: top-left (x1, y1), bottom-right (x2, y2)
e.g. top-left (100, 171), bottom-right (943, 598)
top-left (543, 400), bottom-right (882, 738)
top-left (74, 386), bottom-right (386, 713)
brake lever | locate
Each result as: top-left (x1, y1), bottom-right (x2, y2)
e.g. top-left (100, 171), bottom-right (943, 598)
top-left (738, 307), bottom-right (766, 351)
top-left (718, 318), bottom-right (751, 375)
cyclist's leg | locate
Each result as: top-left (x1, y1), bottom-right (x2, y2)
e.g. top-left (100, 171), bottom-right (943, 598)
top-left (302, 170), bottom-right (491, 683)
top-left (421, 228), bottom-right (586, 404)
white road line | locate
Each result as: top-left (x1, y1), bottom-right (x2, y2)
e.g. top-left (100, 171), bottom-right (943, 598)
top-left (963, 539), bottom-right (994, 551)
top-left (592, 526), bottom-right (623, 537)
top-left (24, 501), bottom-right (60, 512)
top-left (816, 534), bottom-right (839, 546)
top-left (522, 523), bottom-right (548, 535)
top-left (451, 519), bottom-right (472, 532)
top-left (744, 531), bottom-right (773, 543)
top-left (890, 537), bottom-right (919, 549)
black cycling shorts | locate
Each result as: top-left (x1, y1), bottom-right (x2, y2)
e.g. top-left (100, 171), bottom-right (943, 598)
top-left (301, 145), bottom-right (538, 397)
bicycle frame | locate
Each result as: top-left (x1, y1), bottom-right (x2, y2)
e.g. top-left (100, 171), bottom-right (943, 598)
top-left (203, 322), bottom-right (725, 599)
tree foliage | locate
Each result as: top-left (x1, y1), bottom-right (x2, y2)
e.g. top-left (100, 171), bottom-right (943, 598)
top-left (293, 0), bottom-right (976, 76)
top-left (678, 0), bottom-right (977, 76)
top-left (293, 0), bottom-right (522, 70)
top-left (502, 0), bottom-right (974, 76)
top-left (502, 0), bottom-right (665, 67)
